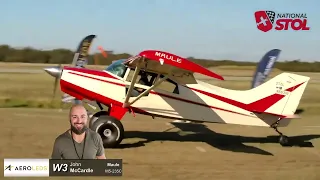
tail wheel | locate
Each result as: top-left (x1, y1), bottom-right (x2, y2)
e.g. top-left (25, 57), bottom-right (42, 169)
top-left (279, 135), bottom-right (289, 146)
top-left (90, 115), bottom-right (124, 148)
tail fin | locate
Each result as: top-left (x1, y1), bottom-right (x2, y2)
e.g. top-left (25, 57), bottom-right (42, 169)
top-left (71, 34), bottom-right (96, 67)
top-left (252, 49), bottom-right (281, 88)
top-left (245, 72), bottom-right (310, 117)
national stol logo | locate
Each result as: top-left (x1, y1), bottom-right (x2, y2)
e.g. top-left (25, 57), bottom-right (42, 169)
top-left (4, 164), bottom-right (48, 171)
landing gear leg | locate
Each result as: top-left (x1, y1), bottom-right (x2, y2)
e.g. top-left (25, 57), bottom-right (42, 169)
top-left (271, 118), bottom-right (290, 146)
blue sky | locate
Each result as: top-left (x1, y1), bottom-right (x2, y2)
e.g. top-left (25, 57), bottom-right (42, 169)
top-left (1, 0), bottom-right (319, 62)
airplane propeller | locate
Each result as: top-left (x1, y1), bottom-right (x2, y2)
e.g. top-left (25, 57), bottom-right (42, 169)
top-left (44, 64), bottom-right (62, 101)
top-left (43, 45), bottom-right (108, 107)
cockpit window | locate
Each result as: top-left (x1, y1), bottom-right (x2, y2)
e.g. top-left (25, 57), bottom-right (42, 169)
top-left (105, 59), bottom-right (127, 78)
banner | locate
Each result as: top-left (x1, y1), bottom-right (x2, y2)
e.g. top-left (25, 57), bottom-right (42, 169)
top-left (251, 49), bottom-right (281, 88)
top-left (4, 159), bottom-right (122, 177)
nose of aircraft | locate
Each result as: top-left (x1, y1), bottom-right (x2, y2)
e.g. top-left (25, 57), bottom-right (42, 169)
top-left (44, 65), bottom-right (63, 100)
top-left (44, 66), bottom-right (62, 78)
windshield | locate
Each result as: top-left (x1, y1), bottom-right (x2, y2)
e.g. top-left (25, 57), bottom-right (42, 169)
top-left (105, 59), bottom-right (127, 77)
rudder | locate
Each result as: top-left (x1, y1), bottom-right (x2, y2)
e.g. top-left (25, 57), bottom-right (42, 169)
top-left (245, 72), bottom-right (310, 117)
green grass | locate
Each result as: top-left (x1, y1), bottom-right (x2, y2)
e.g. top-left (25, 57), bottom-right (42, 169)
top-left (0, 73), bottom-right (62, 108)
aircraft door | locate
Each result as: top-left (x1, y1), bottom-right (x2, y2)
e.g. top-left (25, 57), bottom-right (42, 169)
top-left (124, 68), bottom-right (158, 98)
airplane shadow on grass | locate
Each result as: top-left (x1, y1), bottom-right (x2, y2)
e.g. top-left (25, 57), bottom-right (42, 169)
top-left (117, 122), bottom-right (320, 156)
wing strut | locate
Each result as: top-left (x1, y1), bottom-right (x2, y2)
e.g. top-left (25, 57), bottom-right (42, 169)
top-left (122, 57), bottom-right (171, 108)
top-left (123, 58), bottom-right (143, 108)
top-left (128, 74), bottom-right (169, 106)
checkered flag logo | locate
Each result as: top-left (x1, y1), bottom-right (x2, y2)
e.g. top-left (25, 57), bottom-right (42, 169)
top-left (266, 11), bottom-right (276, 24)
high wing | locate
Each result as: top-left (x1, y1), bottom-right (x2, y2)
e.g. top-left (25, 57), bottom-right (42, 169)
top-left (122, 50), bottom-right (224, 108)
top-left (124, 50), bottom-right (224, 84)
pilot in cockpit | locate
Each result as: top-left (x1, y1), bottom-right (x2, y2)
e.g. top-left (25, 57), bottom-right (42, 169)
top-left (138, 71), bottom-right (152, 86)
top-left (131, 71), bottom-right (152, 97)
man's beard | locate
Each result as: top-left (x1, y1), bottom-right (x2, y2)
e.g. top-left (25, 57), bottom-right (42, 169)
top-left (70, 123), bottom-right (88, 135)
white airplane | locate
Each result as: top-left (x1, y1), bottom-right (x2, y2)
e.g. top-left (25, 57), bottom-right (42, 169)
top-left (44, 49), bottom-right (310, 148)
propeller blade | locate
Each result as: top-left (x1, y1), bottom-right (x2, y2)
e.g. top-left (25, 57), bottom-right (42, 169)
top-left (53, 77), bottom-right (58, 99)
top-left (50, 64), bottom-right (62, 101)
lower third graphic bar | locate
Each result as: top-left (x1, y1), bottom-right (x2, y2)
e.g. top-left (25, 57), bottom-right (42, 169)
top-left (49, 159), bottom-right (122, 176)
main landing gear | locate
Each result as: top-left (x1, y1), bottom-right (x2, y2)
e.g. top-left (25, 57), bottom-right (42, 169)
top-left (271, 118), bottom-right (290, 146)
top-left (88, 103), bottom-right (125, 148)
top-left (89, 114), bottom-right (124, 148)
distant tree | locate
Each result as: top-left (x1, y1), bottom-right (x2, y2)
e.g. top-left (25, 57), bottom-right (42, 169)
top-left (0, 44), bottom-right (318, 72)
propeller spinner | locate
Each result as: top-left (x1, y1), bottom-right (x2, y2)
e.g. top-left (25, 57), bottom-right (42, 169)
top-left (44, 64), bottom-right (62, 101)
top-left (44, 65), bottom-right (62, 78)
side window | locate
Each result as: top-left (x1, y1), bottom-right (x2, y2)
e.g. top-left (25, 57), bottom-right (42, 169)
top-left (125, 69), bottom-right (179, 95)
top-left (156, 78), bottom-right (179, 94)
top-left (105, 60), bottom-right (127, 78)
top-left (125, 69), bottom-right (158, 97)
top-left (126, 69), bottom-right (137, 83)
top-left (125, 69), bottom-right (156, 86)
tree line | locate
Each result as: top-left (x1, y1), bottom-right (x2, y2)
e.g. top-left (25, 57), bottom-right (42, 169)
top-left (0, 44), bottom-right (319, 72)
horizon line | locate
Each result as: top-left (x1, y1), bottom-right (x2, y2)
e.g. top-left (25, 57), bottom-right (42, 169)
top-left (1, 44), bottom-right (317, 63)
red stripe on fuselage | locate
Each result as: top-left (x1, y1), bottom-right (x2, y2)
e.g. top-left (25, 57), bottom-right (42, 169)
top-left (63, 68), bottom-right (304, 116)
top-left (150, 91), bottom-right (252, 117)
top-left (64, 66), bottom-right (119, 80)
top-left (63, 70), bottom-right (253, 117)
top-left (60, 79), bottom-right (151, 115)
top-left (189, 82), bottom-right (304, 112)
top-left (69, 72), bottom-right (125, 87)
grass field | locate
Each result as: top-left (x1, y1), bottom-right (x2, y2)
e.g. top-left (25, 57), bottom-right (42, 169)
top-left (0, 63), bottom-right (320, 179)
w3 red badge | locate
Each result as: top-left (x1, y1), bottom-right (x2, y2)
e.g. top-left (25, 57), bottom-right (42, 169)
top-left (254, 10), bottom-right (310, 32)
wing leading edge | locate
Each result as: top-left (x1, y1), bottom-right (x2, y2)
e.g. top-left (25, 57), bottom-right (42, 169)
top-left (124, 50), bottom-right (224, 81)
